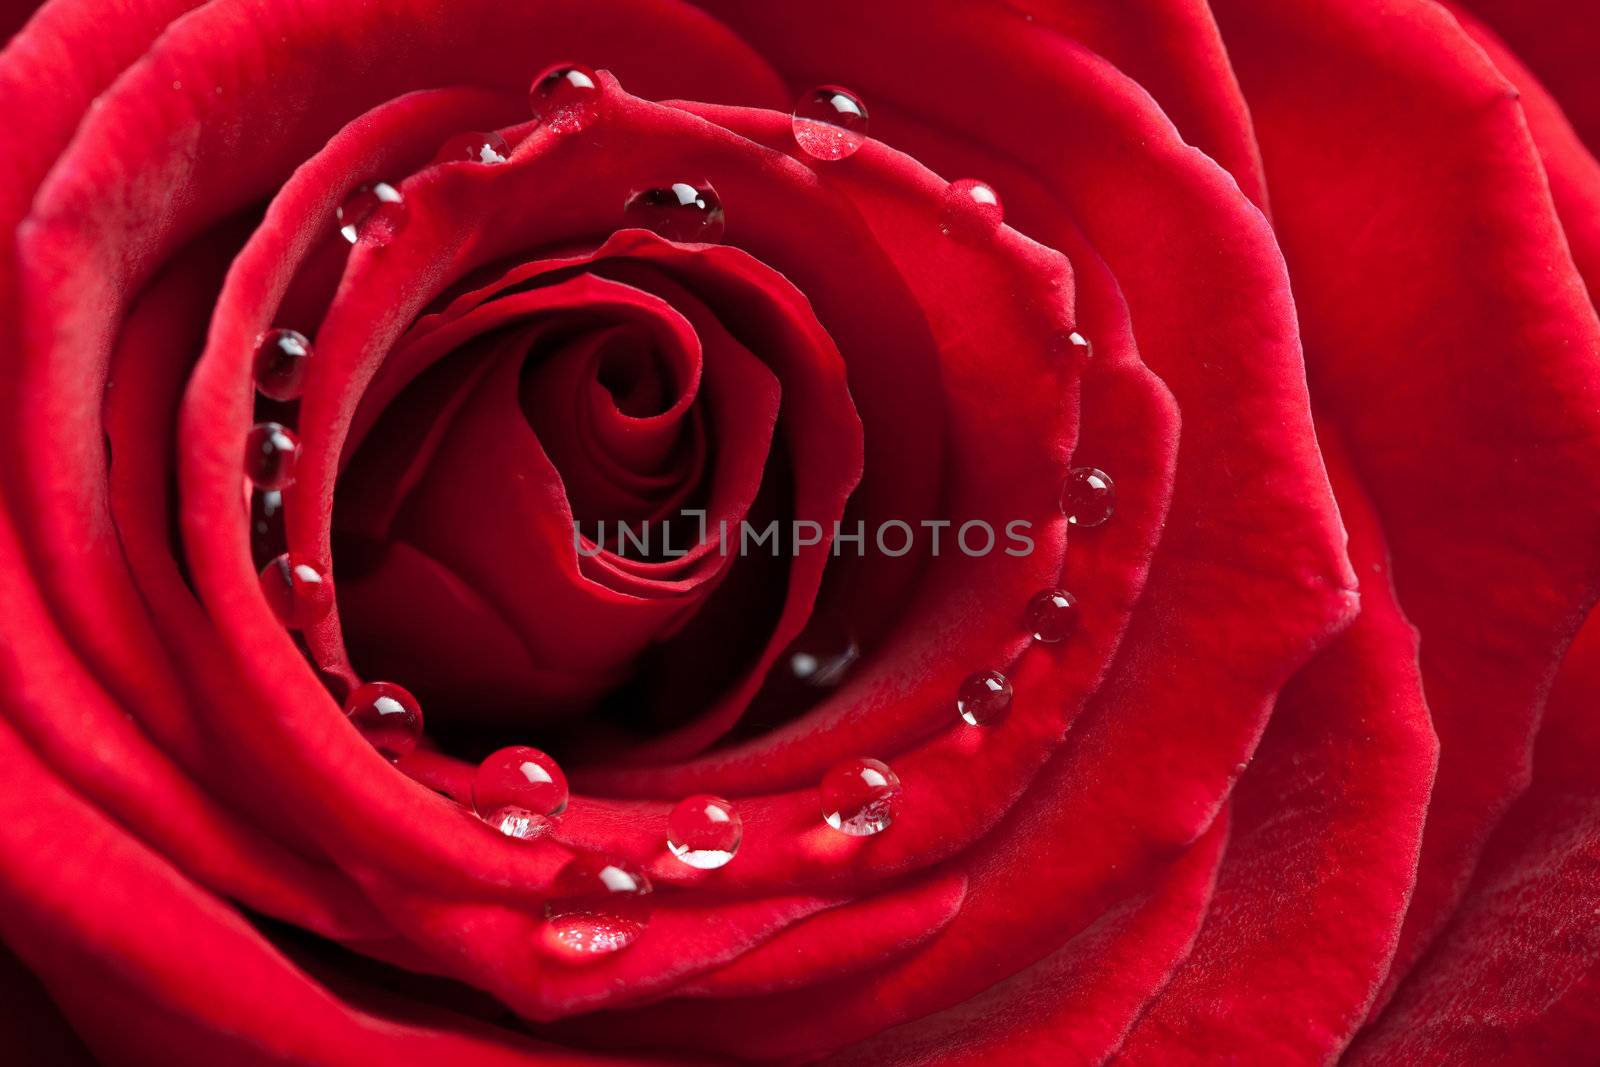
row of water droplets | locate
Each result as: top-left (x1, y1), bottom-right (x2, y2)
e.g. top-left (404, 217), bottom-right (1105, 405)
top-left (244, 65), bottom-right (1115, 961)
top-left (333, 69), bottom-right (1050, 252)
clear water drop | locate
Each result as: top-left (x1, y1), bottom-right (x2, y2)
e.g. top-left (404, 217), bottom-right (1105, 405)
top-left (344, 681), bottom-right (423, 759)
top-left (252, 328), bottom-right (312, 401)
top-left (336, 182), bottom-right (405, 245)
top-left (821, 758), bottom-right (900, 836)
top-left (1048, 329), bottom-right (1092, 361)
top-left (623, 182), bottom-right (725, 243)
top-left (1024, 589), bottom-right (1079, 644)
top-left (789, 632), bottom-right (860, 688)
top-left (667, 794), bottom-right (741, 870)
top-left (258, 554), bottom-right (334, 629)
top-left (250, 488), bottom-right (285, 565)
top-left (957, 669), bottom-right (1013, 726)
top-left (472, 746), bottom-right (568, 819)
top-left (791, 85), bottom-right (869, 161)
top-left (244, 421), bottom-right (300, 490)
top-left (529, 63), bottom-right (601, 134)
top-left (434, 130), bottom-right (510, 165)
top-left (542, 855), bottom-right (652, 960)
top-left (1062, 467), bottom-right (1115, 528)
top-left (939, 179), bottom-right (1004, 238)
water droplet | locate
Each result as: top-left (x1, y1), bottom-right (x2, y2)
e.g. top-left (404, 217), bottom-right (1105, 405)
top-left (789, 633), bottom-right (860, 688)
top-left (542, 855), bottom-right (652, 960)
top-left (472, 746), bottom-right (568, 819)
top-left (667, 795), bottom-right (741, 869)
top-left (252, 328), bottom-right (312, 401)
top-left (485, 805), bottom-right (551, 841)
top-left (939, 179), bottom-right (1004, 238)
top-left (623, 183), bottom-right (725, 243)
top-left (1024, 589), bottom-right (1078, 644)
top-left (258, 554), bottom-right (334, 629)
top-left (1048, 329), bottom-right (1092, 360)
top-left (821, 758), bottom-right (900, 836)
top-left (791, 85), bottom-right (869, 161)
top-left (957, 669), bottom-right (1013, 726)
top-left (336, 181), bottom-right (405, 245)
top-left (529, 63), bottom-right (601, 134)
top-left (244, 421), bottom-right (300, 490)
top-left (1062, 467), bottom-right (1115, 528)
top-left (434, 130), bottom-right (510, 165)
top-left (344, 680), bottom-right (423, 759)
top-left (250, 488), bottom-right (285, 565)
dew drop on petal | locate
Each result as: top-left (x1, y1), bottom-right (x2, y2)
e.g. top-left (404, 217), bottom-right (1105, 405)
top-left (1062, 467), bottom-right (1115, 528)
top-left (344, 681), bottom-right (423, 759)
top-left (623, 182), bottom-right (725, 243)
top-left (667, 794), bottom-right (741, 870)
top-left (821, 758), bottom-right (900, 836)
top-left (542, 855), bottom-right (652, 960)
top-left (434, 130), bottom-right (510, 165)
top-left (1024, 589), bottom-right (1079, 644)
top-left (258, 554), bottom-right (334, 629)
top-left (250, 488), bottom-right (285, 566)
top-left (1047, 329), bottom-right (1093, 361)
top-left (252, 328), bottom-right (312, 401)
top-left (789, 632), bottom-right (860, 688)
top-left (336, 181), bottom-right (405, 245)
top-left (472, 746), bottom-right (569, 818)
top-left (485, 805), bottom-right (551, 841)
top-left (244, 421), bottom-right (300, 490)
top-left (957, 669), bottom-right (1013, 726)
top-left (939, 179), bottom-right (1004, 238)
top-left (791, 85), bottom-right (869, 161)
top-left (529, 63), bottom-right (601, 133)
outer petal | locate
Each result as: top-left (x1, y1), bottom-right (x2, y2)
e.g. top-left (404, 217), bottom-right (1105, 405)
top-left (822, 816), bottom-right (1228, 1067)
top-left (1212, 0), bottom-right (1600, 1009)
top-left (1348, 608), bottom-right (1600, 1064)
top-left (1445, 4), bottom-right (1600, 302)
top-left (1111, 432), bottom-right (1437, 1065)
top-left (1455, 0), bottom-right (1600, 153)
top-left (0, 718), bottom-right (656, 1067)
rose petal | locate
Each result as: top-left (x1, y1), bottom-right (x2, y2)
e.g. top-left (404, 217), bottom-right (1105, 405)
top-left (1113, 431), bottom-right (1438, 1063)
top-left (1212, 0), bottom-right (1600, 1008)
top-left (821, 817), bottom-right (1228, 1067)
top-left (1348, 607), bottom-right (1600, 1064)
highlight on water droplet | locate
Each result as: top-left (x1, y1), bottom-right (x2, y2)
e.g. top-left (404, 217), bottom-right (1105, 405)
top-left (622, 182), bottom-right (725, 243)
top-left (939, 179), bottom-right (1004, 238)
top-left (542, 855), bottom-right (652, 961)
top-left (252, 328), bottom-right (312, 401)
top-left (821, 757), bottom-right (900, 836)
top-left (485, 805), bottom-right (550, 842)
top-left (791, 85), bottom-right (869, 161)
top-left (472, 746), bottom-right (569, 819)
top-left (250, 488), bottom-right (285, 565)
top-left (244, 421), bottom-right (300, 490)
top-left (1061, 467), bottom-right (1115, 528)
top-left (336, 181), bottom-right (405, 245)
top-left (1024, 589), bottom-right (1079, 644)
top-left (1048, 329), bottom-right (1092, 361)
top-left (789, 632), bottom-right (860, 688)
top-left (344, 680), bottom-right (423, 760)
top-left (434, 130), bottom-right (510, 165)
top-left (957, 669), bottom-right (1013, 726)
top-left (529, 62), bottom-right (601, 134)
top-left (666, 794), bottom-right (741, 870)
top-left (258, 553), bottom-right (334, 629)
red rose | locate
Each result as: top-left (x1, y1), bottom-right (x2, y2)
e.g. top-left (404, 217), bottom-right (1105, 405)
top-left (4, 0), bottom-right (1600, 1063)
